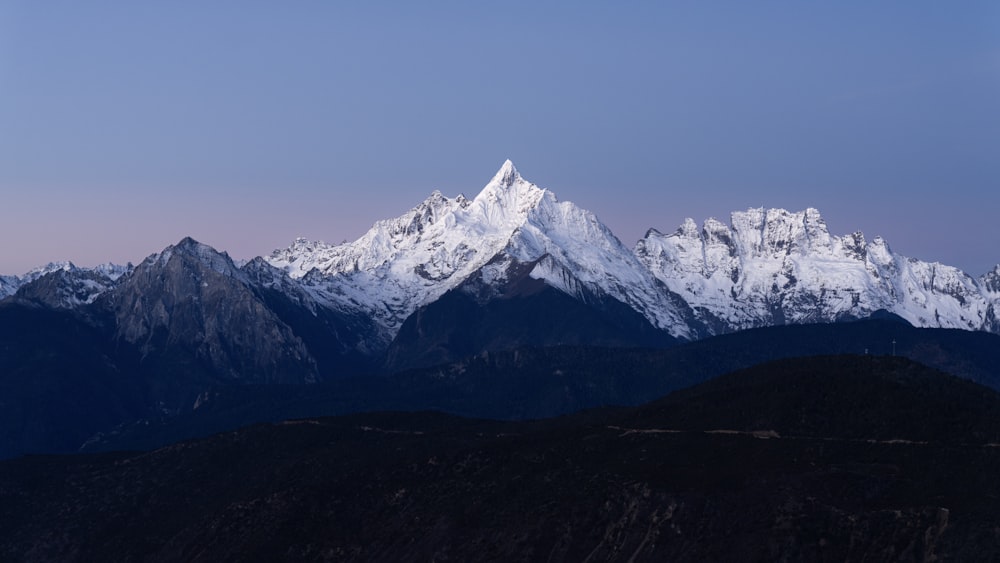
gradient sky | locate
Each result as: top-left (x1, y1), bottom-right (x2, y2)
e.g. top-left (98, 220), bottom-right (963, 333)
top-left (2, 1), bottom-right (998, 276)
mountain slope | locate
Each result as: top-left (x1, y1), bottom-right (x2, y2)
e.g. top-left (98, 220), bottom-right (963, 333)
top-left (241, 257), bottom-right (382, 375)
top-left (102, 237), bottom-right (321, 411)
top-left (0, 302), bottom-right (147, 457)
top-left (80, 318), bottom-right (1000, 455)
top-left (629, 354), bottom-right (1000, 442)
top-left (383, 255), bottom-right (678, 370)
top-left (4, 356), bottom-right (1000, 562)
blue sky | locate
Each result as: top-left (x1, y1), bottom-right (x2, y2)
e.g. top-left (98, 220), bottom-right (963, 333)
top-left (1, 1), bottom-right (998, 275)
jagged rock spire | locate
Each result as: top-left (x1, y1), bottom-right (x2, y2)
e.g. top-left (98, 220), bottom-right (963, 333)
top-left (490, 159), bottom-right (521, 187)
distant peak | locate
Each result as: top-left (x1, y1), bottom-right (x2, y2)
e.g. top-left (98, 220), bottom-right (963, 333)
top-left (148, 237), bottom-right (243, 278)
top-left (869, 236), bottom-right (891, 254)
top-left (175, 236), bottom-right (202, 249)
top-left (161, 236), bottom-right (227, 261)
top-left (170, 237), bottom-right (213, 256)
top-left (415, 190), bottom-right (452, 215)
top-left (424, 189), bottom-right (448, 205)
top-left (675, 218), bottom-right (699, 238)
top-left (171, 236), bottom-right (229, 256)
top-left (490, 159), bottom-right (521, 187)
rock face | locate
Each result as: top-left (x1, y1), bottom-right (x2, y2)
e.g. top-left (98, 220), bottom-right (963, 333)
top-left (105, 238), bottom-right (318, 396)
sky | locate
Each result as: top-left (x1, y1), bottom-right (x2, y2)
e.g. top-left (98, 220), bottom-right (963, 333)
top-left (1, 1), bottom-right (998, 276)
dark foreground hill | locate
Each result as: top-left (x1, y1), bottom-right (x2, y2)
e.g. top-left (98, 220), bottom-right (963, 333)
top-left (86, 318), bottom-right (1000, 455)
top-left (3, 355), bottom-right (1000, 562)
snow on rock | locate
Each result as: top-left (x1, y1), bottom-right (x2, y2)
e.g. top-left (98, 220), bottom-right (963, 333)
top-left (146, 237), bottom-right (246, 280)
top-left (0, 276), bottom-right (21, 299)
top-left (636, 207), bottom-right (996, 333)
top-left (0, 275), bottom-right (21, 300)
top-left (981, 265), bottom-right (1000, 296)
top-left (0, 261), bottom-right (133, 306)
top-left (92, 262), bottom-right (132, 281)
top-left (982, 265), bottom-right (1000, 333)
top-left (9, 262), bottom-right (78, 289)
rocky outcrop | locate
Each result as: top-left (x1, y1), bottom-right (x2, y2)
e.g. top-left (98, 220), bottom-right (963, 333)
top-left (105, 237), bottom-right (318, 405)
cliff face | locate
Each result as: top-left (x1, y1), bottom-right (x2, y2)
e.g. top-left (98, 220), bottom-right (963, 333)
top-left (105, 238), bottom-right (318, 408)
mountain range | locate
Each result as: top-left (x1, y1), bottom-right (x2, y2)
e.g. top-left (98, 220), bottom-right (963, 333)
top-left (2, 160), bottom-right (999, 459)
top-left (5, 161), bottom-right (1000, 560)
top-left (4, 161), bottom-right (998, 349)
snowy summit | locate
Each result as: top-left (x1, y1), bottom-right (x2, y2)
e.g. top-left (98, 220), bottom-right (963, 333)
top-left (267, 160), bottom-right (1000, 342)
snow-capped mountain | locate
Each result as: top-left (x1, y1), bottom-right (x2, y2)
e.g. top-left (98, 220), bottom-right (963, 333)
top-left (3, 160), bottom-right (1000, 460)
top-left (0, 262), bottom-right (78, 300)
top-left (636, 208), bottom-right (997, 332)
top-left (269, 161), bottom-right (999, 343)
top-left (1, 261), bottom-right (132, 307)
top-left (268, 160), bottom-right (698, 344)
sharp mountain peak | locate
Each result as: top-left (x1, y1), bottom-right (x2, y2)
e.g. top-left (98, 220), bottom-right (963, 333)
top-left (491, 158), bottom-right (521, 187)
